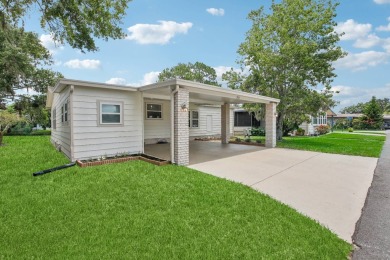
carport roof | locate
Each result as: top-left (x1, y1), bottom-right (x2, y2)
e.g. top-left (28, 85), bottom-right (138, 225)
top-left (139, 79), bottom-right (280, 104)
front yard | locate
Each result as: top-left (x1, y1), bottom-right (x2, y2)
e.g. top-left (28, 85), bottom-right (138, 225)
top-left (277, 133), bottom-right (386, 157)
top-left (0, 136), bottom-right (351, 259)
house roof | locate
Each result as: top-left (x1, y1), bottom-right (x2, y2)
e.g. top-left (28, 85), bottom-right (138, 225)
top-left (46, 78), bottom-right (280, 108)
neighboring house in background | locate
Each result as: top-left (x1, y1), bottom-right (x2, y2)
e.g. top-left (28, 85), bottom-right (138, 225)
top-left (46, 78), bottom-right (280, 166)
top-left (233, 109), bottom-right (263, 135)
top-left (299, 109), bottom-right (337, 135)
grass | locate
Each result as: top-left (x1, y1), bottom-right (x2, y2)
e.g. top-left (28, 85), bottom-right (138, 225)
top-left (277, 133), bottom-right (385, 157)
top-left (0, 136), bottom-right (351, 259)
top-left (333, 130), bottom-right (386, 135)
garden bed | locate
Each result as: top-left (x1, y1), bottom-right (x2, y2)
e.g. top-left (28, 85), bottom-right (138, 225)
top-left (76, 153), bottom-right (170, 167)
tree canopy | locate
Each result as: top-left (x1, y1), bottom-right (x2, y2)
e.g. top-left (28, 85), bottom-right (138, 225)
top-left (360, 96), bottom-right (383, 129)
top-left (223, 0), bottom-right (344, 139)
top-left (340, 98), bottom-right (390, 114)
top-left (158, 62), bottom-right (220, 86)
top-left (0, 0), bottom-right (132, 52)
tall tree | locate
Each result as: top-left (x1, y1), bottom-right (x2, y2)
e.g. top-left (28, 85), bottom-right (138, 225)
top-left (0, 109), bottom-right (24, 145)
top-left (361, 96), bottom-right (383, 129)
top-left (340, 102), bottom-right (366, 114)
top-left (158, 62), bottom-right (220, 86)
top-left (224, 0), bottom-right (344, 140)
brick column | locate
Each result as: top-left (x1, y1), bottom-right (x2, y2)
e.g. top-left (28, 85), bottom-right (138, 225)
top-left (221, 103), bottom-right (230, 144)
top-left (265, 102), bottom-right (277, 148)
top-left (174, 88), bottom-right (189, 165)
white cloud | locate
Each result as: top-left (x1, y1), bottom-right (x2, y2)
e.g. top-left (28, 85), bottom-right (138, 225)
top-left (64, 59), bottom-right (101, 69)
top-left (353, 34), bottom-right (382, 48)
top-left (335, 19), bottom-right (372, 40)
top-left (105, 78), bottom-right (127, 85)
top-left (206, 8), bottom-right (225, 16)
top-left (40, 34), bottom-right (64, 54)
top-left (335, 51), bottom-right (390, 71)
top-left (376, 17), bottom-right (390, 31)
top-left (126, 21), bottom-right (193, 45)
top-left (142, 71), bottom-right (160, 85)
top-left (333, 84), bottom-right (390, 112)
top-left (373, 0), bottom-right (390, 4)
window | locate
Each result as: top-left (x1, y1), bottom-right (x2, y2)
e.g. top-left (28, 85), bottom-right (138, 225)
top-left (312, 114), bottom-right (327, 125)
top-left (146, 103), bottom-right (162, 119)
top-left (52, 109), bottom-right (56, 130)
top-left (99, 102), bottom-right (122, 124)
top-left (188, 110), bottom-right (199, 128)
top-left (61, 99), bottom-right (69, 124)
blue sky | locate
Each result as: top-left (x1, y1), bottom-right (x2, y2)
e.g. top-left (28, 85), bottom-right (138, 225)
top-left (27, 0), bottom-right (390, 112)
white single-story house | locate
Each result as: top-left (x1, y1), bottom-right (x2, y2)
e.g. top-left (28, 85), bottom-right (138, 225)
top-left (46, 78), bottom-right (280, 166)
top-left (299, 109), bottom-right (337, 135)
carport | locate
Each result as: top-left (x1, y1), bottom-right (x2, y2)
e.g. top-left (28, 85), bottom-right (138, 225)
top-left (139, 79), bottom-right (280, 166)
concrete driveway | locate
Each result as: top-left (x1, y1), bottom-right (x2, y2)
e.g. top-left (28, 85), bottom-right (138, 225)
top-left (189, 148), bottom-right (377, 242)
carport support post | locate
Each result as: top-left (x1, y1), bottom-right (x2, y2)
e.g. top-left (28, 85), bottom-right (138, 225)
top-left (265, 102), bottom-right (277, 148)
top-left (221, 103), bottom-right (230, 144)
top-left (173, 87), bottom-right (189, 166)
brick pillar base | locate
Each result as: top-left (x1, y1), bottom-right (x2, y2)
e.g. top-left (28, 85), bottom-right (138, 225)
top-left (221, 103), bottom-right (230, 144)
top-left (174, 88), bottom-right (189, 165)
top-left (265, 102), bottom-right (277, 148)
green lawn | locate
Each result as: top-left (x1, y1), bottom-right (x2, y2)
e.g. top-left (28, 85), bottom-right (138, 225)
top-left (277, 133), bottom-right (385, 157)
top-left (0, 136), bottom-right (351, 259)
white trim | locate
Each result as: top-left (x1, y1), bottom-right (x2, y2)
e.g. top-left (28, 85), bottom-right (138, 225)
top-left (189, 110), bottom-right (199, 128)
top-left (145, 102), bottom-right (163, 120)
top-left (97, 101), bottom-right (124, 126)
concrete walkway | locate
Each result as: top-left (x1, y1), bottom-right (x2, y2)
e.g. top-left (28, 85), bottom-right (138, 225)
top-left (189, 148), bottom-right (377, 242)
top-left (353, 130), bottom-right (390, 259)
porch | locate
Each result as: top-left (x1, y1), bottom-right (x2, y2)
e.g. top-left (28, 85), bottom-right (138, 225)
top-left (145, 141), bottom-right (266, 165)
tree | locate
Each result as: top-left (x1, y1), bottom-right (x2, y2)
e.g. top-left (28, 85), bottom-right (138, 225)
top-left (158, 62), bottom-right (220, 86)
top-left (14, 95), bottom-right (50, 128)
top-left (0, 0), bottom-right (132, 52)
top-left (0, 110), bottom-right (24, 145)
top-left (360, 96), bottom-right (383, 129)
top-left (223, 0), bottom-right (344, 140)
top-left (340, 103), bottom-right (366, 114)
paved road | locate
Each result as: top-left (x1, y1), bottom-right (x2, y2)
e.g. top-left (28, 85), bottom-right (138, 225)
top-left (353, 131), bottom-right (390, 259)
top-left (190, 148), bottom-right (377, 242)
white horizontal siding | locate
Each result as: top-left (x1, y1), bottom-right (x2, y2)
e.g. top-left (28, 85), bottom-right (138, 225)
top-left (144, 100), bottom-right (171, 139)
top-left (51, 89), bottom-right (71, 159)
top-left (72, 86), bottom-right (143, 160)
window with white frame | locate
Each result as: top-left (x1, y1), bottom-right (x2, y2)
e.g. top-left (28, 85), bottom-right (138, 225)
top-left (188, 110), bottom-right (199, 128)
top-left (52, 108), bottom-right (56, 130)
top-left (61, 100), bottom-right (69, 124)
top-left (146, 103), bottom-right (162, 119)
top-left (312, 114), bottom-right (327, 125)
top-left (99, 102), bottom-right (123, 125)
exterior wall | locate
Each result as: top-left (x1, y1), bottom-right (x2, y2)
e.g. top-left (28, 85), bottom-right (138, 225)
top-left (144, 102), bottom-right (234, 143)
top-left (299, 121), bottom-right (315, 135)
top-left (71, 86), bottom-right (143, 160)
top-left (51, 89), bottom-right (71, 159)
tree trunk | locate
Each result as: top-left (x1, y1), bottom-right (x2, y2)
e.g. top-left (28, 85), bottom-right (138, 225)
top-left (276, 113), bottom-right (284, 141)
top-left (0, 131), bottom-right (3, 146)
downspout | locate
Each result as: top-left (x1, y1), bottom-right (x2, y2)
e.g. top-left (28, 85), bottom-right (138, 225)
top-left (170, 85), bottom-right (179, 164)
top-left (140, 91), bottom-right (145, 154)
top-left (70, 85), bottom-right (75, 161)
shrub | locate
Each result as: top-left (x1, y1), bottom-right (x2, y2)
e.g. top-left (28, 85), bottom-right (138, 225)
top-left (235, 137), bottom-right (241, 142)
top-left (296, 128), bottom-right (305, 136)
top-left (316, 125), bottom-right (330, 135)
top-left (30, 130), bottom-right (51, 136)
top-left (348, 127), bottom-right (354, 132)
top-left (255, 139), bottom-right (262, 144)
top-left (244, 138), bottom-right (251, 142)
top-left (251, 127), bottom-right (265, 136)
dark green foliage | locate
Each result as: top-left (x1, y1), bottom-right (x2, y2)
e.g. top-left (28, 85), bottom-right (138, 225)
top-left (158, 62), bottom-right (220, 86)
top-left (0, 136), bottom-right (351, 258)
top-left (30, 130), bottom-right (51, 136)
top-left (360, 96), bottom-right (383, 130)
top-left (251, 127), bottom-right (265, 136)
top-left (341, 98), bottom-right (390, 114)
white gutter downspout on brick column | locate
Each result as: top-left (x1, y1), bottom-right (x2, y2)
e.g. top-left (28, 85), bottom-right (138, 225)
top-left (170, 85), bottom-right (179, 164)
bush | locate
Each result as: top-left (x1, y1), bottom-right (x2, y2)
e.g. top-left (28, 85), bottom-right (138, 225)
top-left (348, 127), bottom-right (354, 132)
top-left (250, 127), bottom-right (265, 136)
top-left (296, 128), bottom-right (305, 136)
top-left (30, 130), bottom-right (51, 136)
top-left (255, 139), bottom-right (262, 144)
top-left (244, 138), bottom-right (251, 142)
top-left (316, 125), bottom-right (330, 135)
top-left (235, 137), bottom-right (242, 142)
